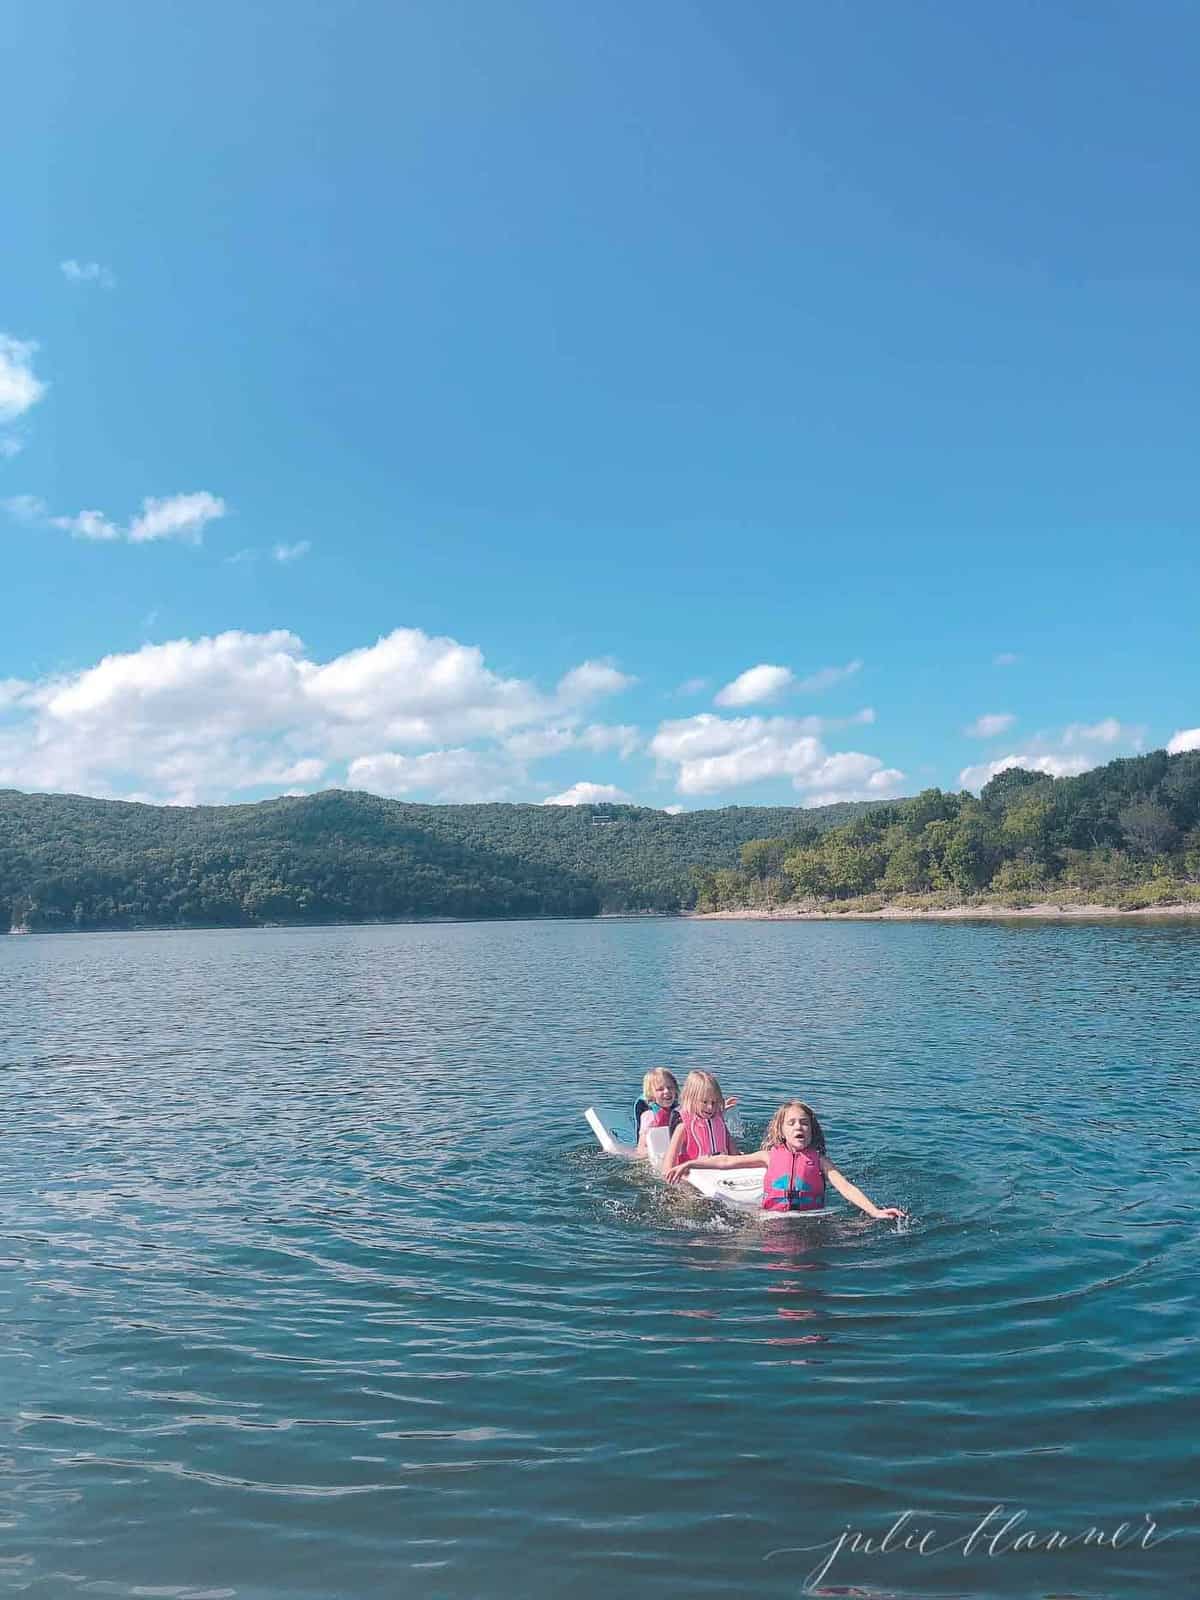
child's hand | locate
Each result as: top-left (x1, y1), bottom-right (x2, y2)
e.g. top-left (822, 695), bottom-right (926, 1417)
top-left (871, 1206), bottom-right (905, 1220)
top-left (723, 1096), bottom-right (738, 1111)
top-left (666, 1162), bottom-right (693, 1185)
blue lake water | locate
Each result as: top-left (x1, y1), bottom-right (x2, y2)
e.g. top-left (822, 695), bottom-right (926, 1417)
top-left (1, 918), bottom-right (1197, 1599)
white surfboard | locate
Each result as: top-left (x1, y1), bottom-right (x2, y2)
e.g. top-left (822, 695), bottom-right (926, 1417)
top-left (584, 1106), bottom-right (832, 1217)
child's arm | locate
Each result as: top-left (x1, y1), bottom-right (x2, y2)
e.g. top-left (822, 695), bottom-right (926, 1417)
top-left (666, 1151), bottom-right (768, 1183)
top-left (822, 1159), bottom-right (904, 1220)
top-left (661, 1122), bottom-right (687, 1171)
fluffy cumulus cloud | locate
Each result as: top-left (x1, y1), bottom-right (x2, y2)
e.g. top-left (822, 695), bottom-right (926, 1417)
top-left (348, 748), bottom-right (523, 803)
top-left (959, 752), bottom-right (1094, 790)
top-left (504, 723), bottom-right (640, 761)
top-left (649, 712), bottom-right (903, 803)
top-left (714, 663), bottom-right (794, 707)
top-left (0, 626), bottom-right (640, 807)
top-left (958, 715), bottom-right (1150, 792)
top-left (0, 335), bottom-right (47, 453)
top-left (541, 782), bottom-right (631, 806)
top-left (0, 335), bottom-right (46, 423)
top-left (966, 712), bottom-right (1016, 738)
top-left (127, 492), bottom-right (227, 544)
top-left (556, 660), bottom-right (636, 705)
top-left (957, 717), bottom-right (1148, 792)
top-left (1167, 727), bottom-right (1200, 755)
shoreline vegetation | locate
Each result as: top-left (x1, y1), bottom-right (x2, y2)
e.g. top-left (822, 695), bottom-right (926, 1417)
top-left (688, 749), bottom-right (1200, 921)
top-left (689, 896), bottom-right (1200, 921)
top-left (2, 747), bottom-right (1199, 933)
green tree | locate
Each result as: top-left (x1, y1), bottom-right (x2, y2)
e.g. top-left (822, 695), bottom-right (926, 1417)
top-left (783, 847), bottom-right (830, 898)
top-left (880, 834), bottom-right (929, 894)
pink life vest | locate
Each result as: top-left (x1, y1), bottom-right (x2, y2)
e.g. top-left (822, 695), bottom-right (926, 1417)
top-left (680, 1110), bottom-right (732, 1161)
top-left (763, 1144), bottom-right (825, 1212)
top-left (634, 1099), bottom-right (680, 1137)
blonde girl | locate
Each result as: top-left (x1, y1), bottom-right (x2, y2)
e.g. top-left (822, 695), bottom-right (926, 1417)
top-left (662, 1070), bottom-right (739, 1172)
top-left (668, 1098), bottom-right (903, 1220)
top-left (634, 1068), bottom-right (681, 1153)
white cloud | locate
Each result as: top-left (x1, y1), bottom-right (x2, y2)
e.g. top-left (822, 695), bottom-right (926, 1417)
top-left (959, 752), bottom-right (1093, 790)
top-left (965, 712), bottom-right (1016, 738)
top-left (577, 723), bottom-right (640, 757)
top-left (128, 492), bottom-right (226, 544)
top-left (541, 782), bottom-right (631, 806)
top-left (0, 626), bottom-right (658, 806)
top-left (0, 435), bottom-right (24, 459)
top-left (1167, 727), bottom-right (1200, 755)
top-left (306, 629), bottom-right (552, 748)
top-left (662, 804), bottom-right (686, 815)
top-left (805, 759), bottom-right (909, 807)
top-left (3, 494), bottom-right (47, 522)
top-left (0, 335), bottom-right (47, 423)
top-left (51, 508), bottom-right (121, 541)
top-left (272, 540), bottom-right (311, 564)
top-left (15, 490), bottom-right (227, 546)
top-left (1062, 717), bottom-right (1128, 746)
top-left (649, 712), bottom-right (903, 800)
top-left (503, 721), bottom-right (640, 761)
top-left (0, 677), bottom-right (32, 708)
top-left (958, 716), bottom-right (1149, 793)
top-left (556, 660), bottom-right (636, 705)
top-left (715, 663), bottom-right (794, 707)
top-left (795, 659), bottom-right (862, 694)
top-left (348, 748), bottom-right (523, 802)
top-left (993, 652), bottom-right (1020, 667)
top-left (502, 725), bottom-right (580, 761)
top-left (674, 676), bottom-right (709, 697)
top-left (60, 259), bottom-right (116, 289)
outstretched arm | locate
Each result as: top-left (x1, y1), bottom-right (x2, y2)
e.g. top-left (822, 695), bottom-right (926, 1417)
top-left (823, 1161), bottom-right (904, 1221)
top-left (667, 1151), bottom-right (768, 1183)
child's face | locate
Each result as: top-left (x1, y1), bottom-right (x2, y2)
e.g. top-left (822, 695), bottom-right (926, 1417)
top-left (782, 1109), bottom-right (813, 1150)
top-left (652, 1077), bottom-right (676, 1105)
top-left (693, 1090), bottom-right (720, 1118)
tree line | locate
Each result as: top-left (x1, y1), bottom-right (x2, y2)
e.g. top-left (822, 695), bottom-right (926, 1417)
top-left (0, 787), bottom-right (870, 931)
top-left (4, 751), bottom-right (1197, 932)
top-left (692, 750), bottom-right (1200, 912)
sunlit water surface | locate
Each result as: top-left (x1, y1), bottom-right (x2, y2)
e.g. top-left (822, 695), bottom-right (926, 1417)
top-left (1, 919), bottom-right (1197, 1599)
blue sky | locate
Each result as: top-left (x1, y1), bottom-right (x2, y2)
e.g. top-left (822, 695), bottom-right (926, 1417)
top-left (3, 0), bottom-right (1197, 809)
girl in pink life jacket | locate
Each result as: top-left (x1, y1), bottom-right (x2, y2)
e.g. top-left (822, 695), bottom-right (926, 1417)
top-left (635, 1068), bottom-right (681, 1154)
top-left (668, 1099), bottom-right (904, 1221)
top-left (662, 1070), bottom-right (739, 1174)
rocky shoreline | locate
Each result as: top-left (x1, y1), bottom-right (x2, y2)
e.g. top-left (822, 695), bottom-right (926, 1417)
top-left (687, 901), bottom-right (1200, 922)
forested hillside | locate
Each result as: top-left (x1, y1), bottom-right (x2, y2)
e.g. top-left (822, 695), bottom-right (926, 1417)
top-left (5, 752), bottom-right (1197, 932)
top-left (695, 750), bottom-right (1200, 912)
top-left (0, 788), bottom-right (871, 931)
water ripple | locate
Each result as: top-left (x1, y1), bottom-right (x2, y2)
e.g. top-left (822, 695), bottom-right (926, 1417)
top-left (0, 920), bottom-right (1197, 1597)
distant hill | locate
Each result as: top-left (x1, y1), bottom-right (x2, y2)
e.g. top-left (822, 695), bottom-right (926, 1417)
top-left (0, 788), bottom-right (879, 931)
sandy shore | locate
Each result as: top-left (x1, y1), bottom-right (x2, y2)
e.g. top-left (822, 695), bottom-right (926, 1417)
top-left (688, 901), bottom-right (1200, 922)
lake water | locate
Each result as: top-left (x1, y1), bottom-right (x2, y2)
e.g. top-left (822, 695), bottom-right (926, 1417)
top-left (1, 918), bottom-right (1197, 1599)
